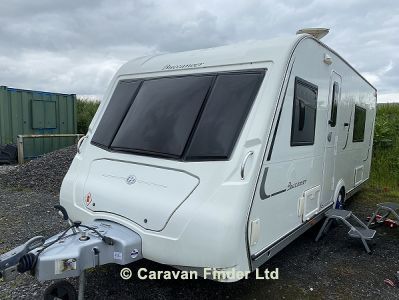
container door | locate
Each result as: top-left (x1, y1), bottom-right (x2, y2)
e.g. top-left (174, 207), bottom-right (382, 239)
top-left (320, 71), bottom-right (341, 208)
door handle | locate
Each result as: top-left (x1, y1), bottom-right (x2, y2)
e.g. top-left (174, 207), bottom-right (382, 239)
top-left (241, 151), bottom-right (254, 180)
top-left (77, 135), bottom-right (88, 154)
top-left (344, 122), bottom-right (349, 127)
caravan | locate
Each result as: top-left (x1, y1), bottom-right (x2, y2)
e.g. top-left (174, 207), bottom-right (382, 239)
top-left (0, 29), bottom-right (377, 291)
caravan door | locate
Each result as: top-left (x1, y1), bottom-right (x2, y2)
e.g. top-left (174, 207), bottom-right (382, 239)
top-left (320, 71), bottom-right (341, 208)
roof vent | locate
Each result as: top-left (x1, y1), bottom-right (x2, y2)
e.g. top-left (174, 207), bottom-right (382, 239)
top-left (296, 28), bottom-right (330, 40)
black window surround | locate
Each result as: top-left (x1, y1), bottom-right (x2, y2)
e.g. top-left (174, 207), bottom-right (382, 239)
top-left (91, 80), bottom-right (142, 148)
top-left (329, 82), bottom-right (339, 127)
top-left (186, 72), bottom-right (265, 160)
top-left (91, 69), bottom-right (266, 161)
top-left (290, 77), bottom-right (318, 146)
top-left (352, 105), bottom-right (366, 143)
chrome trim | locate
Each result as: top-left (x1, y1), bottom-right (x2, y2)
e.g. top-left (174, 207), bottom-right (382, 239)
top-left (241, 151), bottom-right (254, 180)
top-left (77, 135), bottom-right (88, 154)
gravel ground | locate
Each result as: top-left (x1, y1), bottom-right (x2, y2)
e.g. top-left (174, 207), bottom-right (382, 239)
top-left (0, 148), bottom-right (398, 299)
top-left (0, 165), bottom-right (17, 176)
top-left (0, 146), bottom-right (76, 194)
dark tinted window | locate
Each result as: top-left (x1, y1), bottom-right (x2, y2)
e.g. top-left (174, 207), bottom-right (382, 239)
top-left (91, 80), bottom-right (141, 147)
top-left (186, 72), bottom-right (265, 159)
top-left (111, 75), bottom-right (213, 157)
top-left (329, 82), bottom-right (339, 127)
top-left (353, 105), bottom-right (366, 142)
top-left (291, 77), bottom-right (318, 146)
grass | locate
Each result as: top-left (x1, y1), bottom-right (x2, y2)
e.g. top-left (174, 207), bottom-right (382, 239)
top-left (367, 103), bottom-right (399, 199)
top-left (77, 98), bottom-right (100, 134)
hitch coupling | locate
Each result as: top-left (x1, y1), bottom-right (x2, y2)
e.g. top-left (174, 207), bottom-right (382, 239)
top-left (0, 220), bottom-right (142, 282)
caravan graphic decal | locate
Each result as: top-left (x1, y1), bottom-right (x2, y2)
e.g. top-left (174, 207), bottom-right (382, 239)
top-left (102, 174), bottom-right (167, 188)
top-left (162, 63), bottom-right (204, 70)
top-left (260, 168), bottom-right (307, 200)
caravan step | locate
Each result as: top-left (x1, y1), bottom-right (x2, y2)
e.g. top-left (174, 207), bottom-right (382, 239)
top-left (325, 208), bottom-right (351, 219)
top-left (348, 227), bottom-right (376, 240)
top-left (367, 202), bottom-right (399, 228)
top-left (315, 208), bottom-right (375, 253)
top-left (378, 202), bottom-right (399, 210)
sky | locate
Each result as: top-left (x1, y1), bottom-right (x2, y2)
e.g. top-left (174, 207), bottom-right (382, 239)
top-left (0, 0), bottom-right (398, 102)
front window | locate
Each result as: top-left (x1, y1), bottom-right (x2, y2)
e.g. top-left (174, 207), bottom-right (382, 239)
top-left (91, 70), bottom-right (265, 160)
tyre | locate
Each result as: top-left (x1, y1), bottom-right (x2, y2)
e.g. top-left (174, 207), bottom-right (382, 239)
top-left (334, 189), bottom-right (345, 209)
top-left (44, 280), bottom-right (77, 300)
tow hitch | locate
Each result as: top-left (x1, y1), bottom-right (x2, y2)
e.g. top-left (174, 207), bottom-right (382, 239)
top-left (0, 205), bottom-right (142, 299)
top-left (0, 236), bottom-right (45, 281)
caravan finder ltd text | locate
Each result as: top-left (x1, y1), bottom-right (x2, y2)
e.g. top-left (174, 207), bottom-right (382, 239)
top-left (120, 267), bottom-right (279, 281)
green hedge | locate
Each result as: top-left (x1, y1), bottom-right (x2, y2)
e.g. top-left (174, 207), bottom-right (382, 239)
top-left (369, 103), bottom-right (399, 192)
top-left (77, 98), bottom-right (100, 134)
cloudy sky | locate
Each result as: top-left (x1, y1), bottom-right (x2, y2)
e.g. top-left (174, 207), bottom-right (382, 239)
top-left (0, 0), bottom-right (398, 102)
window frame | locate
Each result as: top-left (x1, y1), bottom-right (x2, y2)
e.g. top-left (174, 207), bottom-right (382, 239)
top-left (352, 105), bottom-right (366, 143)
top-left (329, 81), bottom-right (339, 127)
top-left (290, 77), bottom-right (318, 147)
top-left (91, 69), bottom-right (266, 161)
top-left (110, 74), bottom-right (215, 159)
top-left (185, 72), bottom-right (266, 161)
top-left (91, 80), bottom-right (143, 150)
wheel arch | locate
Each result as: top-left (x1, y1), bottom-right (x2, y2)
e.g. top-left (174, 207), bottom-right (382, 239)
top-left (334, 179), bottom-right (346, 206)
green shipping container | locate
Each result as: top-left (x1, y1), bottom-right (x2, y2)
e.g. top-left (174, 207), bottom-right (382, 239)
top-left (0, 86), bottom-right (77, 160)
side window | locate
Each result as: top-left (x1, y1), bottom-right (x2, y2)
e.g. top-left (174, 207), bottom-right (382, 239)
top-left (291, 77), bottom-right (318, 146)
top-left (329, 82), bottom-right (339, 127)
top-left (352, 105), bottom-right (366, 142)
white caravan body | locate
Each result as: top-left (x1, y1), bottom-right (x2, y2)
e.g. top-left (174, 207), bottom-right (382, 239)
top-left (60, 33), bottom-right (376, 279)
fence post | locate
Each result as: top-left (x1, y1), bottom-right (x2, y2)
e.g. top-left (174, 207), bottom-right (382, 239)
top-left (17, 135), bottom-right (24, 164)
